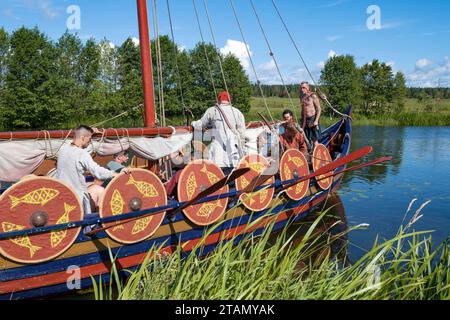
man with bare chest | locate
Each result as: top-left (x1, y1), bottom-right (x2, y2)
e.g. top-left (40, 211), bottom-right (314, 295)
top-left (300, 81), bottom-right (322, 149)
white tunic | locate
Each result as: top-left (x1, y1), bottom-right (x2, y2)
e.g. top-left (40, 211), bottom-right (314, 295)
top-left (192, 103), bottom-right (246, 167)
top-left (56, 144), bottom-right (114, 213)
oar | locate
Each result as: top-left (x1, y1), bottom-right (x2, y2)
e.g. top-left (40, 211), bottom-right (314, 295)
top-left (85, 167), bottom-right (250, 236)
top-left (277, 156), bottom-right (392, 195)
top-left (276, 146), bottom-right (374, 192)
top-left (315, 156), bottom-right (392, 183)
top-left (168, 167), bottom-right (250, 218)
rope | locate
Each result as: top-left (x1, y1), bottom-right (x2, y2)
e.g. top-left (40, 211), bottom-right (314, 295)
top-left (192, 0), bottom-right (218, 103)
top-left (249, 0), bottom-right (298, 120)
top-left (229, 0), bottom-right (275, 125)
top-left (166, 0), bottom-right (192, 124)
top-left (90, 105), bottom-right (142, 128)
top-left (151, 0), bottom-right (166, 126)
top-left (270, 0), bottom-right (351, 120)
top-left (201, 0), bottom-right (245, 148)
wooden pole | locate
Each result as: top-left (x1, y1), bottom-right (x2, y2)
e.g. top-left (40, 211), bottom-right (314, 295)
top-left (137, 0), bottom-right (156, 127)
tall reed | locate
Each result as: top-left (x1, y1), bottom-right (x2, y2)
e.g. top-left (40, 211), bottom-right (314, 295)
top-left (94, 201), bottom-right (450, 300)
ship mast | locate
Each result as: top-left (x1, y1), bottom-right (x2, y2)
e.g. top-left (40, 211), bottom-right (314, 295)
top-left (137, 0), bottom-right (156, 127)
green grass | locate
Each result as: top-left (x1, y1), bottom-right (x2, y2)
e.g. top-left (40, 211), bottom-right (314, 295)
top-left (93, 201), bottom-right (450, 300)
top-left (250, 97), bottom-right (450, 126)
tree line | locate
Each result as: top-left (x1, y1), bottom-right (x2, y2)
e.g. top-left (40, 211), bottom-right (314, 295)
top-left (252, 56), bottom-right (408, 116)
top-left (0, 27), bottom-right (251, 131)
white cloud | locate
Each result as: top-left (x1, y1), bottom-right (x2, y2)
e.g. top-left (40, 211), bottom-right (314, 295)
top-left (328, 50), bottom-right (337, 59)
top-left (220, 39), bottom-right (252, 71)
top-left (131, 37), bottom-right (140, 46)
top-left (178, 45), bottom-right (186, 52)
top-left (326, 35), bottom-right (341, 42)
top-left (317, 61), bottom-right (325, 69)
top-left (408, 57), bottom-right (450, 87)
top-left (317, 0), bottom-right (350, 8)
top-left (415, 58), bottom-right (432, 69)
top-left (37, 0), bottom-right (59, 19)
top-left (5, 0), bottom-right (61, 19)
top-left (3, 8), bottom-right (21, 20)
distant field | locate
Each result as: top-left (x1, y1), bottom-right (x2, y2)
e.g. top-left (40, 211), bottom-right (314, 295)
top-left (249, 97), bottom-right (450, 126)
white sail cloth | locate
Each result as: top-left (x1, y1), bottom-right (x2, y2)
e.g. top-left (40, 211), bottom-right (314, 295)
top-left (0, 132), bottom-right (192, 182)
top-left (0, 127), bottom-right (272, 183)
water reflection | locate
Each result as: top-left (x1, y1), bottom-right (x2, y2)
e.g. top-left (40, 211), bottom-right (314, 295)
top-left (271, 193), bottom-right (351, 266)
top-left (343, 126), bottom-right (405, 186)
top-left (339, 126), bottom-right (450, 261)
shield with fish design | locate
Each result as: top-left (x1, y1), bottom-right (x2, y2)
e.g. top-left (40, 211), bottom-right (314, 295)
top-left (235, 155), bottom-right (275, 212)
top-left (313, 144), bottom-right (334, 190)
top-left (280, 149), bottom-right (310, 201)
top-left (0, 177), bottom-right (82, 264)
top-left (177, 160), bottom-right (228, 226)
top-left (100, 169), bottom-right (167, 244)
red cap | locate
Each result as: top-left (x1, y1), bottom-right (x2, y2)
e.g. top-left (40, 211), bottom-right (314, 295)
top-left (218, 91), bottom-right (231, 102)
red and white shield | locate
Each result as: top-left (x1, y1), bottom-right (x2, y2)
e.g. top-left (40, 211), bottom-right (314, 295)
top-left (0, 177), bottom-right (83, 264)
top-left (313, 144), bottom-right (333, 190)
top-left (235, 154), bottom-right (275, 212)
top-left (280, 149), bottom-right (310, 201)
top-left (177, 160), bottom-right (229, 226)
top-left (100, 169), bottom-right (167, 244)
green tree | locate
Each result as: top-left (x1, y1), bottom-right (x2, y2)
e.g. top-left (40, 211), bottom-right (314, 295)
top-left (393, 71), bottom-right (407, 112)
top-left (0, 28), bottom-right (8, 88)
top-left (151, 35), bottom-right (194, 122)
top-left (50, 31), bottom-right (83, 125)
top-left (2, 27), bottom-right (58, 129)
top-left (78, 38), bottom-right (101, 121)
top-left (116, 38), bottom-right (143, 126)
top-left (188, 42), bottom-right (251, 117)
top-left (94, 38), bottom-right (120, 119)
top-left (360, 60), bottom-right (395, 115)
top-left (222, 53), bottom-right (251, 113)
top-left (0, 28), bottom-right (9, 129)
top-left (319, 55), bottom-right (362, 114)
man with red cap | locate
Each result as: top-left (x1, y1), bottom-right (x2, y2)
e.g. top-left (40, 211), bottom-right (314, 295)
top-left (192, 91), bottom-right (246, 168)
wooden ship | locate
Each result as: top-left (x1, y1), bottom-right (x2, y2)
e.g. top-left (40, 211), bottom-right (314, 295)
top-left (0, 0), bottom-right (389, 299)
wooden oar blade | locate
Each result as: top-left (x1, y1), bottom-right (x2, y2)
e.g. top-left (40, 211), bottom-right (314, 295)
top-left (242, 173), bottom-right (274, 194)
top-left (282, 146), bottom-right (373, 191)
top-left (171, 167), bottom-right (250, 217)
top-left (192, 167), bottom-right (250, 202)
top-left (313, 146), bottom-right (373, 177)
top-left (317, 156), bottom-right (392, 182)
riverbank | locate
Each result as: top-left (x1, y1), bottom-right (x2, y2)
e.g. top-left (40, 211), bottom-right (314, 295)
top-left (250, 97), bottom-right (450, 127)
top-left (94, 203), bottom-right (450, 300)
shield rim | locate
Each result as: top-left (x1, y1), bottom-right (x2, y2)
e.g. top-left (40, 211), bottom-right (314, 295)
top-left (312, 144), bottom-right (334, 190)
top-left (235, 154), bottom-right (275, 212)
top-left (177, 159), bottom-right (229, 226)
top-left (280, 148), bottom-right (310, 201)
top-left (99, 168), bottom-right (167, 244)
top-left (0, 176), bottom-right (83, 264)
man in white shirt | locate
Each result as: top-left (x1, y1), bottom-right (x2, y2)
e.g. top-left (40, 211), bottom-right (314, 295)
top-left (192, 91), bottom-right (246, 168)
top-left (56, 125), bottom-right (129, 216)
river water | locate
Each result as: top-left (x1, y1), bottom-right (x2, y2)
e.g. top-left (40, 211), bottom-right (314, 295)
top-left (336, 126), bottom-right (450, 261)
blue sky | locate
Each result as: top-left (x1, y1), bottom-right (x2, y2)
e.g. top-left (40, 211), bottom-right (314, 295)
top-left (1, 0), bottom-right (449, 87)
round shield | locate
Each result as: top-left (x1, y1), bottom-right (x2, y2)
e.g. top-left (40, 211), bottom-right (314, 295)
top-left (100, 169), bottom-right (167, 244)
top-left (0, 177), bottom-right (83, 264)
top-left (235, 154), bottom-right (275, 212)
top-left (177, 160), bottom-right (228, 226)
top-left (280, 149), bottom-right (310, 201)
top-left (313, 144), bottom-right (333, 190)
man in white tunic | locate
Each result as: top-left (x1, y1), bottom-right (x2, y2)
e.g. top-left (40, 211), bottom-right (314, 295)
top-left (56, 125), bottom-right (127, 216)
top-left (192, 91), bottom-right (246, 168)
